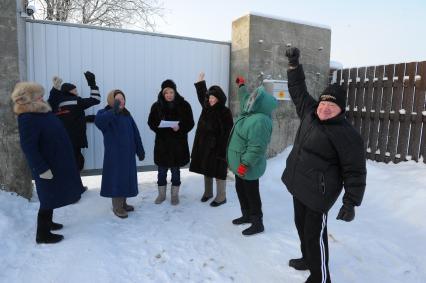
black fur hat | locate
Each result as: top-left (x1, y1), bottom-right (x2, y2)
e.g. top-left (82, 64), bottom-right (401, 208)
top-left (207, 85), bottom-right (227, 104)
top-left (161, 79), bottom-right (177, 93)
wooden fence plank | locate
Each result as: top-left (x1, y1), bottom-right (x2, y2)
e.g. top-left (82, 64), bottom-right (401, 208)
top-left (396, 62), bottom-right (417, 161)
top-left (360, 66), bottom-right (375, 151)
top-left (354, 67), bottom-right (366, 134)
top-left (387, 63), bottom-right (405, 163)
top-left (418, 62), bottom-right (426, 163)
top-left (346, 68), bottom-right (358, 125)
top-left (341, 68), bottom-right (350, 113)
top-left (409, 61), bottom-right (426, 161)
top-left (367, 65), bottom-right (384, 161)
top-left (422, 119), bottom-right (426, 164)
top-left (377, 64), bottom-right (395, 162)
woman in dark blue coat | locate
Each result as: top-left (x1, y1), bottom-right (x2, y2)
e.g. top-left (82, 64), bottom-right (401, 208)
top-left (11, 82), bottom-right (84, 244)
top-left (95, 89), bottom-right (145, 219)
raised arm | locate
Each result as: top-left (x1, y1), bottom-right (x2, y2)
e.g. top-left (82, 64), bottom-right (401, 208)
top-left (194, 72), bottom-right (208, 107)
top-left (95, 108), bottom-right (116, 132)
top-left (78, 71), bottom-right (101, 110)
top-left (235, 76), bottom-right (250, 112)
top-left (285, 48), bottom-right (317, 119)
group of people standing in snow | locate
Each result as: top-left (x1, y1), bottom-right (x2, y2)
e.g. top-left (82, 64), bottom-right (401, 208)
top-left (11, 47), bottom-right (366, 283)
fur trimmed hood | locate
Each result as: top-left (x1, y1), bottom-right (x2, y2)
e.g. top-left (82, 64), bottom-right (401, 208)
top-left (11, 82), bottom-right (52, 115)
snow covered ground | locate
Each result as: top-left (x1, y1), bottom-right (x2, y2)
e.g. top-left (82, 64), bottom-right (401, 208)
top-left (1, 147), bottom-right (425, 283)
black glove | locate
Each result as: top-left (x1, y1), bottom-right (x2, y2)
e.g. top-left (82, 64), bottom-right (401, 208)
top-left (138, 152), bottom-right (145, 161)
top-left (285, 47), bottom-right (300, 67)
top-left (84, 71), bottom-right (97, 88)
top-left (336, 204), bottom-right (355, 222)
top-left (113, 99), bottom-right (121, 114)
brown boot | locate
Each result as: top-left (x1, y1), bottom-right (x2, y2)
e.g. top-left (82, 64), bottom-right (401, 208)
top-left (123, 198), bottom-right (134, 212)
top-left (112, 198), bottom-right (128, 218)
top-left (171, 185), bottom-right (180, 205)
top-left (210, 179), bottom-right (227, 207)
top-left (155, 186), bottom-right (166, 204)
top-left (201, 176), bottom-right (213, 202)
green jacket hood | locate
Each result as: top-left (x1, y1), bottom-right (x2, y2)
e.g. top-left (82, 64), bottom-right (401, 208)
top-left (241, 86), bottom-right (278, 116)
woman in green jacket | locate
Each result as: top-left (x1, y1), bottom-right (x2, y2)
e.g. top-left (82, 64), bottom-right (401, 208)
top-left (227, 76), bottom-right (278, 236)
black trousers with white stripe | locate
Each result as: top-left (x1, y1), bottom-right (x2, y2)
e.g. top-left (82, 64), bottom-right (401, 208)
top-left (293, 197), bottom-right (331, 283)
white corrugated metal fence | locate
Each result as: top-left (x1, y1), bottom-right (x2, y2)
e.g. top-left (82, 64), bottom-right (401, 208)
top-left (25, 20), bottom-right (230, 172)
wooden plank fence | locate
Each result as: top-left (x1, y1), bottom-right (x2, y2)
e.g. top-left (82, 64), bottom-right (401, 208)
top-left (332, 61), bottom-right (426, 163)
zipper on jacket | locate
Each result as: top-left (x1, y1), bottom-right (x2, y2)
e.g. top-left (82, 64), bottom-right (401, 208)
top-left (320, 173), bottom-right (326, 195)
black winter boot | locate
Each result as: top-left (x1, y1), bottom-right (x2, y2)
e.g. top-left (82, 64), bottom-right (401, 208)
top-left (47, 209), bottom-right (63, 231)
top-left (50, 222), bottom-right (63, 231)
top-left (242, 216), bottom-right (264, 236)
top-left (289, 258), bottom-right (309, 271)
top-left (36, 209), bottom-right (64, 244)
top-left (232, 210), bottom-right (251, 225)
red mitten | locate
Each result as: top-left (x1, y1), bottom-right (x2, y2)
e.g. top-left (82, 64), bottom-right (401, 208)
top-left (235, 76), bottom-right (245, 86)
top-left (237, 164), bottom-right (248, 177)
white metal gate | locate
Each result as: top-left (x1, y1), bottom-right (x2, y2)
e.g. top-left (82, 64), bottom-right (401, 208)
top-left (25, 20), bottom-right (230, 172)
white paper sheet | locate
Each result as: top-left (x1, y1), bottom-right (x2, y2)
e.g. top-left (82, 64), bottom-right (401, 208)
top-left (158, 120), bottom-right (179, 128)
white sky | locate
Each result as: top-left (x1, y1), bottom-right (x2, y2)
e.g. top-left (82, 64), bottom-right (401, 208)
top-left (155, 0), bottom-right (426, 67)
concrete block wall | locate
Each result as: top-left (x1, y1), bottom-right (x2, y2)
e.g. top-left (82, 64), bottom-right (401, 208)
top-left (230, 13), bottom-right (331, 157)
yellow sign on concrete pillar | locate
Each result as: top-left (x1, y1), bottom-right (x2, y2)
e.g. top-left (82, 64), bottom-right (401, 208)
top-left (263, 80), bottom-right (290, 100)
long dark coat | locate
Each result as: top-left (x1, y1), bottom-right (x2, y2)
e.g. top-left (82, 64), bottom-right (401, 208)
top-left (147, 92), bottom-right (194, 167)
top-left (18, 112), bottom-right (84, 209)
top-left (189, 81), bottom-right (233, 180)
top-left (281, 65), bottom-right (367, 213)
top-left (95, 107), bottom-right (145, 198)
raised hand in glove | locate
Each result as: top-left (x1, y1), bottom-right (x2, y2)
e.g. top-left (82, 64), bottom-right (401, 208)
top-left (84, 71), bottom-right (97, 88)
top-left (336, 203), bottom-right (355, 222)
top-left (137, 152), bottom-right (145, 161)
top-left (237, 163), bottom-right (248, 177)
top-left (113, 99), bottom-right (121, 114)
top-left (235, 76), bottom-right (245, 87)
top-left (285, 47), bottom-right (300, 67)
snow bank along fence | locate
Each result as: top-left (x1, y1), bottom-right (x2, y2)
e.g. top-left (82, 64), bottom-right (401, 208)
top-left (25, 20), bottom-right (231, 173)
top-left (332, 61), bottom-right (426, 163)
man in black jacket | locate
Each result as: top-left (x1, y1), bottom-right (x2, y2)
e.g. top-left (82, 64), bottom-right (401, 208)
top-left (48, 71), bottom-right (101, 172)
top-left (282, 48), bottom-right (366, 283)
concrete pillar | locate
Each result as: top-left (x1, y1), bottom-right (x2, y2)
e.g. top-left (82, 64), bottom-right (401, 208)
top-left (230, 13), bottom-right (331, 157)
top-left (0, 0), bottom-right (32, 199)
